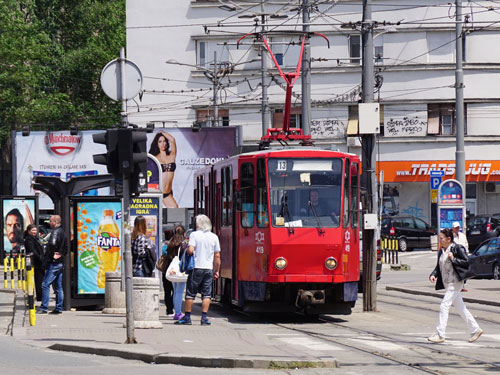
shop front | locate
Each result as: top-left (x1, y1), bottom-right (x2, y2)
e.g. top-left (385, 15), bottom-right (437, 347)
top-left (378, 160), bottom-right (500, 228)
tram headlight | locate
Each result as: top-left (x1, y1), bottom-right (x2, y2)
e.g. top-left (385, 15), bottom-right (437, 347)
top-left (325, 257), bottom-right (338, 270)
top-left (274, 257), bottom-right (287, 270)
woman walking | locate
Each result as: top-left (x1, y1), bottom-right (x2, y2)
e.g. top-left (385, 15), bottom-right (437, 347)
top-left (23, 224), bottom-right (45, 301)
top-left (428, 228), bottom-right (483, 343)
top-left (165, 225), bottom-right (188, 321)
top-left (131, 216), bottom-right (156, 277)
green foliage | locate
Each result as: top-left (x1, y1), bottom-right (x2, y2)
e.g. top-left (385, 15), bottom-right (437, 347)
top-left (0, 0), bottom-right (125, 144)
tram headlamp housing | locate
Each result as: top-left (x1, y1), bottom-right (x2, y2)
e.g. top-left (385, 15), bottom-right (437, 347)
top-left (325, 257), bottom-right (338, 270)
top-left (274, 257), bottom-right (287, 270)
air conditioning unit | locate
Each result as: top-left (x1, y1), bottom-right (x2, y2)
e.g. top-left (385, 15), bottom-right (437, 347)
top-left (484, 182), bottom-right (500, 194)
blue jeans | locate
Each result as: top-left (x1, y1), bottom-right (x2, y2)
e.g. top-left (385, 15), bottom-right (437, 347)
top-left (134, 269), bottom-right (145, 277)
top-left (40, 262), bottom-right (64, 312)
top-left (172, 281), bottom-right (186, 314)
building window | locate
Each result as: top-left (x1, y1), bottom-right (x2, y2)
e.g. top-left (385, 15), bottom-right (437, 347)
top-left (441, 114), bottom-right (453, 135)
top-left (196, 108), bottom-right (229, 126)
top-left (272, 107), bottom-right (302, 129)
top-left (198, 41), bottom-right (206, 67)
top-left (349, 35), bottom-right (361, 64)
top-left (428, 104), bottom-right (458, 135)
top-left (375, 45), bottom-right (383, 64)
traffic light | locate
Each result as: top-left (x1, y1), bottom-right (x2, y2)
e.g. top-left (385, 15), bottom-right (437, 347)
top-left (92, 129), bottom-right (119, 176)
top-left (130, 129), bottom-right (148, 194)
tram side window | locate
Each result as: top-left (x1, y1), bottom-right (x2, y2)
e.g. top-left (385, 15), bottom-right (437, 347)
top-left (343, 159), bottom-right (350, 228)
top-left (257, 158), bottom-right (269, 227)
top-left (240, 163), bottom-right (254, 228)
top-left (221, 166), bottom-right (232, 226)
top-left (350, 163), bottom-right (359, 228)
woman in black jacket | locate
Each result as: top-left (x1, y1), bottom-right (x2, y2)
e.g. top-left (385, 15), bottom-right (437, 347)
top-left (428, 228), bottom-right (482, 344)
top-left (23, 224), bottom-right (45, 301)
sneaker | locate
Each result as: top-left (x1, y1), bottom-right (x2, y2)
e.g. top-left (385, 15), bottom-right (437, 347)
top-left (201, 317), bottom-right (211, 326)
top-left (166, 312), bottom-right (174, 317)
top-left (173, 313), bottom-right (184, 321)
top-left (461, 288), bottom-right (468, 292)
top-left (427, 333), bottom-right (445, 343)
top-left (469, 328), bottom-right (483, 343)
top-left (50, 310), bottom-right (62, 315)
top-left (174, 317), bottom-right (192, 325)
top-left (36, 309), bottom-right (48, 315)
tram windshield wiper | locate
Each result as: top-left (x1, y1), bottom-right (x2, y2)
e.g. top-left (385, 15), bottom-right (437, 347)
top-left (308, 200), bottom-right (325, 234)
top-left (279, 193), bottom-right (294, 234)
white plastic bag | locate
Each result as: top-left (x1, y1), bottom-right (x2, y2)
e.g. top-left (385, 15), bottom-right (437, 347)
top-left (165, 249), bottom-right (188, 283)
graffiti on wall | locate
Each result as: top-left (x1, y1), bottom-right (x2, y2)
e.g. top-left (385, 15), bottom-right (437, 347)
top-left (310, 118), bottom-right (345, 138)
top-left (385, 116), bottom-right (428, 137)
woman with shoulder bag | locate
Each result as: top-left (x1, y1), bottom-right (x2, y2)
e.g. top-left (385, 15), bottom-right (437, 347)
top-left (165, 225), bottom-right (187, 321)
top-left (428, 228), bottom-right (483, 344)
top-left (131, 216), bottom-right (156, 277)
top-left (23, 224), bottom-right (45, 302)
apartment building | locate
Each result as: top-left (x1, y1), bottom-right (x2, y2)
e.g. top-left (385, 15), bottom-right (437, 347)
top-left (126, 0), bottom-right (500, 220)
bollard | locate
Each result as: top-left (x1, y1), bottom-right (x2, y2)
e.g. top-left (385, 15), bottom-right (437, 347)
top-left (3, 257), bottom-right (7, 289)
top-left (22, 256), bottom-right (27, 291)
top-left (25, 256), bottom-right (36, 326)
top-left (130, 277), bottom-right (162, 329)
top-left (102, 271), bottom-right (126, 314)
top-left (10, 257), bottom-right (14, 289)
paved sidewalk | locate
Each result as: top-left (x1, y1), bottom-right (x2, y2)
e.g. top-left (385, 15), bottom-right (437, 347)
top-left (2, 278), bottom-right (499, 369)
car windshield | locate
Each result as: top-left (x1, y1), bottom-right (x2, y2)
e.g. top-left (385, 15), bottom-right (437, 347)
top-left (268, 158), bottom-right (343, 228)
top-left (470, 217), bottom-right (488, 226)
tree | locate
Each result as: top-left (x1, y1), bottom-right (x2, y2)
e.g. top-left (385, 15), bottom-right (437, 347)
top-left (0, 0), bottom-right (125, 140)
top-left (0, 0), bottom-right (125, 194)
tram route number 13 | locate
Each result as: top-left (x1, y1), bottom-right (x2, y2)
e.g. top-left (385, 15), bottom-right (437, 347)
top-left (277, 160), bottom-right (287, 171)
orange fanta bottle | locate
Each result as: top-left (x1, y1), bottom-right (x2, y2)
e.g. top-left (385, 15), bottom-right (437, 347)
top-left (96, 210), bottom-right (120, 289)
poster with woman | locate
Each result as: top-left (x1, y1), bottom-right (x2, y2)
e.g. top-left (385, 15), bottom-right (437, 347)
top-left (146, 127), bottom-right (237, 209)
top-left (1, 197), bottom-right (36, 256)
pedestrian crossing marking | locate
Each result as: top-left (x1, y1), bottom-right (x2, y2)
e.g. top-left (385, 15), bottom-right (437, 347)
top-left (348, 336), bottom-right (406, 351)
top-left (276, 336), bottom-right (344, 351)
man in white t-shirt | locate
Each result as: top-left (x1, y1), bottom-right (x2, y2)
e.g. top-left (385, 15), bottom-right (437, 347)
top-left (175, 214), bottom-right (220, 326)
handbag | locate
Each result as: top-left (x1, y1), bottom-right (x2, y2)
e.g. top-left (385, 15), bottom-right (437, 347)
top-left (166, 249), bottom-right (188, 283)
top-left (156, 254), bottom-right (169, 273)
top-left (141, 240), bottom-right (157, 277)
top-left (179, 248), bottom-right (194, 273)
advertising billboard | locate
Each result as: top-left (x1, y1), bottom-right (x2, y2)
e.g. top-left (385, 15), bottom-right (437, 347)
top-left (1, 197), bottom-right (37, 256)
top-left (75, 200), bottom-right (122, 295)
top-left (14, 128), bottom-right (237, 210)
top-left (14, 131), bottom-right (111, 209)
top-left (130, 196), bottom-right (161, 264)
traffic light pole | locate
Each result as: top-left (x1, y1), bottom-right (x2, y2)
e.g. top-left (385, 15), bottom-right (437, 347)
top-left (122, 173), bottom-right (136, 343)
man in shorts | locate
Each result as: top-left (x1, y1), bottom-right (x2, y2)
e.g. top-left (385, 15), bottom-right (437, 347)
top-left (175, 214), bottom-right (220, 325)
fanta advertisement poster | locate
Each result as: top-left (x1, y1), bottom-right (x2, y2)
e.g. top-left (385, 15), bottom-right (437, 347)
top-left (76, 201), bottom-right (122, 295)
top-left (2, 198), bottom-right (36, 255)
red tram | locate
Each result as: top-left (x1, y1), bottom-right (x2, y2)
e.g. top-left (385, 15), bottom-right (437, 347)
top-left (193, 148), bottom-right (361, 315)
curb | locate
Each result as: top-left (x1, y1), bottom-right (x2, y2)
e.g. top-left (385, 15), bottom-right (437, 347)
top-left (49, 343), bottom-right (338, 369)
top-left (385, 285), bottom-right (500, 307)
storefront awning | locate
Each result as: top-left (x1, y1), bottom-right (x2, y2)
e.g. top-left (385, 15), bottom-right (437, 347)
top-left (377, 160), bottom-right (500, 183)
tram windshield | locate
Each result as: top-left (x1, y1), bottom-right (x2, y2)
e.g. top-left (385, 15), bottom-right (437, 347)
top-left (268, 158), bottom-right (343, 228)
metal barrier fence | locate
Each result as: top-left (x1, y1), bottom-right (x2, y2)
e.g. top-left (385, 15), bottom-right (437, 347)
top-left (381, 235), bottom-right (399, 265)
top-left (2, 253), bottom-right (36, 326)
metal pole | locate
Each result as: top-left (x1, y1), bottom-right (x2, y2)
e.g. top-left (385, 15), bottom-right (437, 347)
top-left (361, 0), bottom-right (377, 312)
top-left (63, 197), bottom-right (71, 311)
top-left (261, 2), bottom-right (270, 136)
top-left (213, 51), bottom-right (219, 126)
top-left (301, 0), bottom-right (311, 135)
top-left (119, 47), bottom-right (127, 128)
top-left (455, 0), bottom-right (466, 190)
top-left (122, 174), bottom-right (136, 343)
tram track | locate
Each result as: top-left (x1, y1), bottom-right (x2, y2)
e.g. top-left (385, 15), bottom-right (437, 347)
top-left (216, 296), bottom-right (499, 374)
